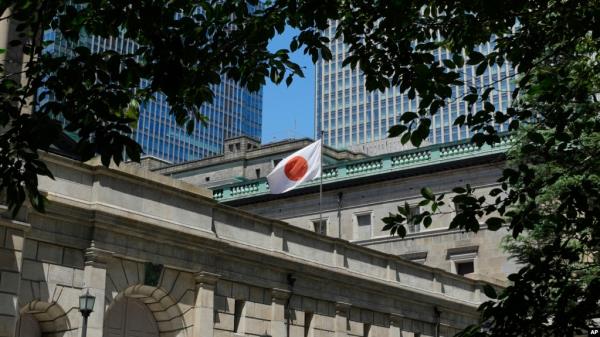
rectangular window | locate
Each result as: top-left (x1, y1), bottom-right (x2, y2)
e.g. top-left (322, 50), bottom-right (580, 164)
top-left (456, 261), bottom-right (475, 276)
top-left (408, 205), bottom-right (421, 233)
top-left (312, 220), bottom-right (327, 235)
top-left (448, 246), bottom-right (478, 276)
top-left (233, 299), bottom-right (245, 333)
top-left (356, 213), bottom-right (372, 240)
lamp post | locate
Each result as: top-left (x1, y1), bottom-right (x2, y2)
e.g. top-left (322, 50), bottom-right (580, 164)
top-left (79, 290), bottom-right (95, 337)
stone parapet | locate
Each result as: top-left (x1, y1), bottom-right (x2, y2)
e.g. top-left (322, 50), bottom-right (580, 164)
top-left (35, 152), bottom-right (497, 313)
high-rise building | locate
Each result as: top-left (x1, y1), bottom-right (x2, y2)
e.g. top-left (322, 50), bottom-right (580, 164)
top-left (43, 28), bottom-right (262, 164)
top-left (315, 22), bottom-right (515, 150)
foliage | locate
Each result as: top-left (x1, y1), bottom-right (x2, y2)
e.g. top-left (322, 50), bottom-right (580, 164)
top-left (453, 41), bottom-right (600, 337)
top-left (2, 1), bottom-right (600, 334)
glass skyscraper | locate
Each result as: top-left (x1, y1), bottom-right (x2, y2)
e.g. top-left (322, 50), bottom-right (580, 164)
top-left (43, 28), bottom-right (262, 164)
top-left (315, 23), bottom-right (515, 149)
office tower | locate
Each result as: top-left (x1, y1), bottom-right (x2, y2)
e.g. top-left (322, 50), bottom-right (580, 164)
top-left (43, 27), bottom-right (262, 164)
top-left (315, 23), bottom-right (515, 150)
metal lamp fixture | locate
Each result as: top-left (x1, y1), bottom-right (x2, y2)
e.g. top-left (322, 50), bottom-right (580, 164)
top-left (79, 290), bottom-right (95, 316)
top-left (79, 290), bottom-right (95, 337)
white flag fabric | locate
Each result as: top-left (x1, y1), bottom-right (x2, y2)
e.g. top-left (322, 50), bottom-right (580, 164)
top-left (267, 139), bottom-right (322, 194)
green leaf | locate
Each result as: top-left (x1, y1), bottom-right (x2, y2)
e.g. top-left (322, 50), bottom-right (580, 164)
top-left (485, 217), bottom-right (504, 230)
top-left (400, 111), bottom-right (418, 123)
top-left (484, 101), bottom-right (495, 112)
top-left (475, 62), bottom-right (487, 76)
top-left (452, 187), bottom-right (466, 194)
top-left (483, 284), bottom-right (497, 299)
top-left (388, 124), bottom-right (408, 137)
top-left (421, 187), bottom-right (434, 200)
top-left (467, 51), bottom-right (485, 65)
top-left (528, 131), bottom-right (545, 144)
top-left (442, 59), bottom-right (456, 69)
top-left (454, 115), bottom-right (466, 126)
top-left (452, 53), bottom-right (464, 67)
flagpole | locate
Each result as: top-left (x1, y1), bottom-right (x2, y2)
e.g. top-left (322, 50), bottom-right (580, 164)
top-left (319, 130), bottom-right (324, 234)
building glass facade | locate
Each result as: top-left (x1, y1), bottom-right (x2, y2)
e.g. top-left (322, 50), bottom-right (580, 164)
top-left (315, 22), bottom-right (515, 149)
top-left (43, 28), bottom-right (262, 164)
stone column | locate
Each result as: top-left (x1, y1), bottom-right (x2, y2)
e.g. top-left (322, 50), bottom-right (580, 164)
top-left (192, 272), bottom-right (220, 337)
top-left (389, 314), bottom-right (402, 337)
top-left (270, 288), bottom-right (290, 337)
top-left (0, 219), bottom-right (29, 337)
top-left (81, 247), bottom-right (111, 337)
top-left (334, 302), bottom-right (351, 337)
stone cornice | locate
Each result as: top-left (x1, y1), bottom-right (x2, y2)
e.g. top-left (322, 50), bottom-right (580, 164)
top-left (85, 246), bottom-right (114, 266)
top-left (335, 301), bottom-right (352, 313)
top-left (271, 288), bottom-right (291, 300)
top-left (0, 216), bottom-right (31, 232)
top-left (194, 271), bottom-right (220, 285)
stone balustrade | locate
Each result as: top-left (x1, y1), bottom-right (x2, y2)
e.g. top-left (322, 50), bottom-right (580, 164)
top-left (213, 134), bottom-right (513, 201)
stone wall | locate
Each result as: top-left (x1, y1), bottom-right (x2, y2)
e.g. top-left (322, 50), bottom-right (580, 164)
top-left (0, 154), bottom-right (495, 337)
top-left (231, 162), bottom-right (515, 282)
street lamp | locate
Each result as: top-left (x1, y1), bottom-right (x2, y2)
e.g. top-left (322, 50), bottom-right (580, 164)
top-left (79, 290), bottom-right (95, 337)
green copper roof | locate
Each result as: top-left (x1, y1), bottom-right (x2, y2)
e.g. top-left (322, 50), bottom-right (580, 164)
top-left (212, 135), bottom-right (513, 202)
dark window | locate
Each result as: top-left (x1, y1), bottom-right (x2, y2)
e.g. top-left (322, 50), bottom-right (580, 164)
top-left (456, 261), bottom-right (475, 276)
top-left (408, 206), bottom-right (421, 233)
top-left (205, 176), bottom-right (210, 182)
top-left (304, 312), bottom-right (313, 337)
top-left (313, 220), bottom-right (327, 235)
top-left (356, 214), bottom-right (372, 240)
top-left (255, 168), bottom-right (261, 178)
top-left (234, 300), bottom-right (245, 333)
top-left (363, 323), bottom-right (371, 337)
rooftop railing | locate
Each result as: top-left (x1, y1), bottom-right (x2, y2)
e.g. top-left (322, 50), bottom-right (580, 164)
top-left (213, 135), bottom-right (513, 202)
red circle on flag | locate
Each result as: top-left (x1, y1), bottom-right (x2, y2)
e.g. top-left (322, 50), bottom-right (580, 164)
top-left (284, 156), bottom-right (308, 181)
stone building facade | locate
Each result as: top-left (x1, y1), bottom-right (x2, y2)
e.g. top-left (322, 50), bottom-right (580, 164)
top-left (156, 135), bottom-right (516, 284)
top-left (0, 153), bottom-right (495, 337)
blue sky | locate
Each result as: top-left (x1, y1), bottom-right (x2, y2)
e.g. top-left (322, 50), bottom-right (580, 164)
top-left (261, 29), bottom-right (315, 144)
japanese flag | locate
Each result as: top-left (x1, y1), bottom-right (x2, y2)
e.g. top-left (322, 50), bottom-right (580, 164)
top-left (267, 140), bottom-right (322, 194)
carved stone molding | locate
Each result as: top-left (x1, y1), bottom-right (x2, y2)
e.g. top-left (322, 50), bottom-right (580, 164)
top-left (194, 271), bottom-right (220, 286)
top-left (389, 313), bottom-right (403, 325)
top-left (271, 288), bottom-right (291, 301)
top-left (84, 245), bottom-right (114, 267)
top-left (335, 301), bottom-right (352, 314)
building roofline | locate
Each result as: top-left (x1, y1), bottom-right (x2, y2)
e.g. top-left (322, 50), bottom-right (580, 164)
top-left (153, 137), bottom-right (367, 175)
top-left (211, 134), bottom-right (513, 203)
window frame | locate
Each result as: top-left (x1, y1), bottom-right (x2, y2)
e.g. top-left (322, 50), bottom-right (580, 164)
top-left (311, 218), bottom-right (328, 236)
top-left (354, 211), bottom-right (373, 241)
